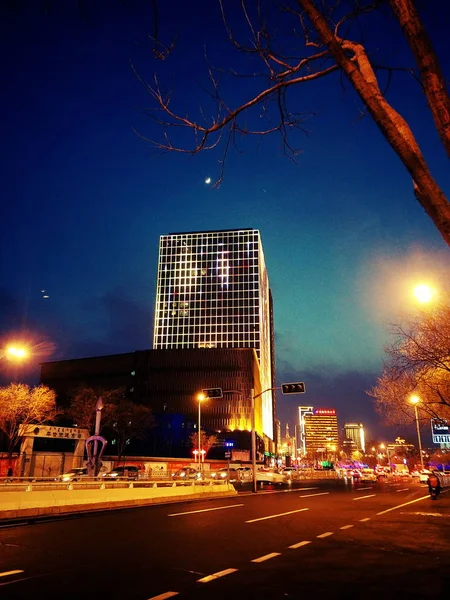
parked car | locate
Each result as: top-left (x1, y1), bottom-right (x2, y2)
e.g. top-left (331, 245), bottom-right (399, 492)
top-left (211, 468), bottom-right (239, 482)
top-left (103, 466), bottom-right (140, 480)
top-left (255, 468), bottom-right (285, 485)
top-left (55, 467), bottom-right (89, 482)
top-left (359, 468), bottom-right (377, 482)
top-left (172, 467), bottom-right (202, 481)
top-left (282, 467), bottom-right (300, 481)
top-left (236, 467), bottom-right (253, 482)
top-left (419, 469), bottom-right (432, 483)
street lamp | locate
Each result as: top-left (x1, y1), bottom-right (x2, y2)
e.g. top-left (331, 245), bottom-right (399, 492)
top-left (196, 393), bottom-right (207, 473)
top-left (412, 283), bottom-right (436, 304)
top-left (410, 394), bottom-right (425, 470)
top-left (1, 344), bottom-right (29, 361)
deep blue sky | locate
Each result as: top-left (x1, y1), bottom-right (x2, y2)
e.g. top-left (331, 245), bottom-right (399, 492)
top-left (1, 1), bottom-right (449, 444)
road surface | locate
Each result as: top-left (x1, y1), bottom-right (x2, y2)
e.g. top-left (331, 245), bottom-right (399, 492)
top-left (0, 478), bottom-right (448, 599)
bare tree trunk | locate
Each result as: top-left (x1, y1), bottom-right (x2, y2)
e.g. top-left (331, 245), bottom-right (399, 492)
top-left (389, 0), bottom-right (450, 159)
top-left (298, 0), bottom-right (450, 246)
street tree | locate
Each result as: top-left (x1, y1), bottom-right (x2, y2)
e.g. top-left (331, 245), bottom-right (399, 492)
top-left (367, 299), bottom-right (450, 426)
top-left (66, 386), bottom-right (125, 433)
top-left (67, 386), bottom-right (154, 460)
top-left (189, 430), bottom-right (219, 458)
top-left (103, 398), bottom-right (154, 462)
top-left (0, 383), bottom-right (57, 465)
top-left (139, 0), bottom-right (450, 245)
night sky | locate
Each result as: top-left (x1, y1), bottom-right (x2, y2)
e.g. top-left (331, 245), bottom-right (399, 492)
top-left (1, 1), bottom-right (449, 444)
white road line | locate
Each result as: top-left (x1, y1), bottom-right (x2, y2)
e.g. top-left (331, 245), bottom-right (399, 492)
top-left (298, 487), bottom-right (319, 491)
top-left (251, 553), bottom-right (281, 563)
top-left (197, 569), bottom-right (238, 583)
top-left (148, 592), bottom-right (179, 600)
top-left (298, 492), bottom-right (330, 498)
top-left (0, 571), bottom-right (24, 578)
top-left (246, 507), bottom-right (309, 523)
top-left (340, 525), bottom-right (354, 530)
top-left (353, 494), bottom-right (376, 500)
top-left (168, 504), bottom-right (244, 517)
top-left (396, 488), bottom-right (409, 492)
top-left (317, 532), bottom-right (334, 538)
top-left (377, 495), bottom-right (429, 515)
top-left (359, 518), bottom-right (371, 522)
top-left (289, 540), bottom-right (312, 549)
top-left (358, 487), bottom-right (373, 490)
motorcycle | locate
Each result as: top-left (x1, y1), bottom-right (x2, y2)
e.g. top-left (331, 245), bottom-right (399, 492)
top-left (429, 485), bottom-right (440, 500)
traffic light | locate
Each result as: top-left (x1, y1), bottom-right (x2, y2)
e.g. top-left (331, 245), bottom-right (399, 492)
top-left (281, 382), bottom-right (306, 395)
top-left (202, 388), bottom-right (223, 398)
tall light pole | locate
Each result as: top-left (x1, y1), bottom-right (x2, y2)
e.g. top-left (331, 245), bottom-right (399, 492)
top-left (410, 394), bottom-right (425, 470)
top-left (196, 393), bottom-right (207, 473)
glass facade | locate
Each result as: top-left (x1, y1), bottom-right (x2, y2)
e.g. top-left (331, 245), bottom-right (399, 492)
top-left (343, 422), bottom-right (365, 452)
top-left (304, 409), bottom-right (339, 455)
top-left (153, 229), bottom-right (274, 440)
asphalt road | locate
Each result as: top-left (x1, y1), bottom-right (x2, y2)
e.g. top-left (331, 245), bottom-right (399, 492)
top-left (0, 478), bottom-right (449, 599)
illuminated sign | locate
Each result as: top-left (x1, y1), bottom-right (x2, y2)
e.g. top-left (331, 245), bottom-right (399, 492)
top-left (431, 419), bottom-right (450, 444)
top-left (314, 409), bottom-right (336, 416)
top-left (18, 425), bottom-right (89, 440)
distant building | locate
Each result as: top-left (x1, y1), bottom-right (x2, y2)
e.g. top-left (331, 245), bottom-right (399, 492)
top-left (304, 408), bottom-right (339, 458)
top-left (298, 406), bottom-right (314, 456)
top-left (40, 348), bottom-right (265, 459)
top-left (153, 228), bottom-right (276, 444)
top-left (343, 422), bottom-right (366, 453)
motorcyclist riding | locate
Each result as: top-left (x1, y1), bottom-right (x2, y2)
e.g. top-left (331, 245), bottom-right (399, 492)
top-left (427, 471), bottom-right (441, 499)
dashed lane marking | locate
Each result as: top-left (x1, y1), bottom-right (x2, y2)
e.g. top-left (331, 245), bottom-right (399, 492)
top-left (357, 487), bottom-right (373, 490)
top-left (359, 518), bottom-right (370, 522)
top-left (148, 592), bottom-right (179, 600)
top-left (298, 487), bottom-right (319, 491)
top-left (317, 532), bottom-right (334, 538)
top-left (197, 569), bottom-right (238, 583)
top-left (353, 494), bottom-right (376, 500)
top-left (298, 492), bottom-right (330, 498)
top-left (251, 553), bottom-right (281, 563)
top-left (168, 504), bottom-right (244, 517)
top-left (246, 507), bottom-right (309, 523)
top-left (340, 525), bottom-right (354, 529)
top-left (0, 571), bottom-right (24, 578)
top-left (396, 488), bottom-right (409, 492)
top-left (377, 495), bottom-right (429, 515)
top-left (289, 540), bottom-right (311, 549)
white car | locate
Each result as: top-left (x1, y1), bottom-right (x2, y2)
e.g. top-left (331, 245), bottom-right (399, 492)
top-left (255, 469), bottom-right (285, 485)
top-left (359, 468), bottom-right (377, 482)
top-left (419, 469), bottom-right (432, 483)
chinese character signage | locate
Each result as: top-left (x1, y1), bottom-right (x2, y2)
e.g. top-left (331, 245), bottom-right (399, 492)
top-left (431, 419), bottom-right (450, 444)
top-left (18, 424), bottom-right (90, 440)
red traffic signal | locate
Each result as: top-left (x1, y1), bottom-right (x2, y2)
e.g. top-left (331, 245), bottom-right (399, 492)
top-left (202, 388), bottom-right (223, 398)
top-left (281, 382), bottom-right (306, 395)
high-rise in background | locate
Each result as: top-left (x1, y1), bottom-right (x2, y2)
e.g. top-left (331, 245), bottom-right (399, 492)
top-left (153, 229), bottom-right (275, 441)
top-left (343, 422), bottom-right (366, 453)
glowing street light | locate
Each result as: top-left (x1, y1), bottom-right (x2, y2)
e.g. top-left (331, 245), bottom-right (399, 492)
top-left (1, 344), bottom-right (29, 362)
top-left (196, 392), bottom-right (207, 473)
top-left (412, 284), bottom-right (435, 304)
top-left (410, 394), bottom-right (425, 470)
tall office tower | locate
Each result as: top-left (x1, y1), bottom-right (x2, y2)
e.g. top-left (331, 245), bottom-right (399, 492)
top-left (343, 422), bottom-right (366, 452)
top-left (298, 406), bottom-right (314, 456)
top-left (304, 408), bottom-right (339, 457)
top-left (153, 229), bottom-right (275, 441)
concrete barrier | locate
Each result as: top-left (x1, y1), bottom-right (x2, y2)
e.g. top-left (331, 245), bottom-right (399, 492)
top-left (0, 481), bottom-right (238, 521)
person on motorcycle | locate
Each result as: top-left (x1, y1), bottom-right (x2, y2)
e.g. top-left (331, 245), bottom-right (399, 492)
top-left (427, 471), bottom-right (441, 499)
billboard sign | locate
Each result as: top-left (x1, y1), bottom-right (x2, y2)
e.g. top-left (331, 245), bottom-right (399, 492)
top-left (431, 419), bottom-right (450, 444)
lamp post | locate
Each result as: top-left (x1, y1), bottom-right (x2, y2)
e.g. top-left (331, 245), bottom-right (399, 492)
top-left (196, 393), bottom-right (207, 473)
top-left (410, 394), bottom-right (425, 470)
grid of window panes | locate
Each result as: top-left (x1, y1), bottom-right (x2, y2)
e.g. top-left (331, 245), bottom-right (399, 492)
top-left (154, 229), bottom-right (261, 354)
top-left (153, 228), bottom-right (273, 441)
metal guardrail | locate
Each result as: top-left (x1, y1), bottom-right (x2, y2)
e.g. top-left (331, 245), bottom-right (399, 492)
top-left (0, 475), bottom-right (232, 492)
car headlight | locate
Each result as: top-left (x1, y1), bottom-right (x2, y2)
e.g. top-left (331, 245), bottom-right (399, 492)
top-left (62, 476), bottom-right (71, 482)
